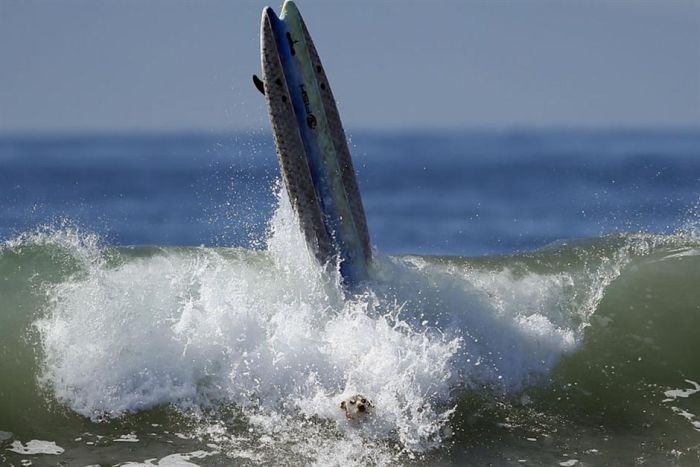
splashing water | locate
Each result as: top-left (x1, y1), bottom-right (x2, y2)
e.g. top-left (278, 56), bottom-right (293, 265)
top-left (23, 190), bottom-right (605, 453)
top-left (0, 188), bottom-right (697, 465)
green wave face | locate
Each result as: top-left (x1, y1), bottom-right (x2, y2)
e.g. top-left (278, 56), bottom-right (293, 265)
top-left (1, 226), bottom-right (699, 465)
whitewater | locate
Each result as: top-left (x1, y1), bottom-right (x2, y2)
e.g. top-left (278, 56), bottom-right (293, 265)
top-left (2, 129), bottom-right (700, 465)
top-left (2, 183), bottom-right (699, 465)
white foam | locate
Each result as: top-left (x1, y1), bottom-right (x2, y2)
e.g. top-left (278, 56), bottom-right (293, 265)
top-left (663, 379), bottom-right (700, 402)
top-left (114, 434), bottom-right (140, 443)
top-left (7, 440), bottom-right (64, 455)
top-left (32, 188), bottom-right (622, 459)
top-left (559, 460), bottom-right (579, 466)
top-left (118, 449), bottom-right (217, 466)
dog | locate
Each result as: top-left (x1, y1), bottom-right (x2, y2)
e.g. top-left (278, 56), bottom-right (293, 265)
top-left (339, 394), bottom-right (373, 421)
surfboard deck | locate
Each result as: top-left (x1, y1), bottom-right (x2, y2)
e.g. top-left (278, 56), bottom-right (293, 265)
top-left (258, 1), bottom-right (371, 285)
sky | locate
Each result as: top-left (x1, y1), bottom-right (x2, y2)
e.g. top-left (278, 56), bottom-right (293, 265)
top-left (0, 0), bottom-right (698, 134)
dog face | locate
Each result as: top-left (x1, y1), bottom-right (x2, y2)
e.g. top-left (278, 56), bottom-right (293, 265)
top-left (340, 394), bottom-right (373, 420)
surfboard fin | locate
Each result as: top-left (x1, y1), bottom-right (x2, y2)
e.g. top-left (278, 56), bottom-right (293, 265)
top-left (252, 74), bottom-right (266, 95)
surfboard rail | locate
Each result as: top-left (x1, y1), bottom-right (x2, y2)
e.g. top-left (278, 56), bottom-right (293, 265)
top-left (257, 1), bottom-right (372, 285)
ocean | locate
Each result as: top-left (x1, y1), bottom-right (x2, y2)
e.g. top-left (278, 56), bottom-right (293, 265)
top-left (0, 130), bottom-right (699, 465)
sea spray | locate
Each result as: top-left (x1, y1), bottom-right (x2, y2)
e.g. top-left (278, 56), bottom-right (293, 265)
top-left (0, 198), bottom-right (695, 463)
top-left (28, 191), bottom-right (579, 448)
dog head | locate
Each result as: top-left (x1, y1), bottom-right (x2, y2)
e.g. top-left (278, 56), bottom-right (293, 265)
top-left (340, 394), bottom-right (373, 420)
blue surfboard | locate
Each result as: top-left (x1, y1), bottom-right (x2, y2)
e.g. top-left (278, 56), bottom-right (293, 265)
top-left (255, 1), bottom-right (371, 286)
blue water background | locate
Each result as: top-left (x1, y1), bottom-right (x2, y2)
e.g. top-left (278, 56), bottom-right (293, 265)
top-left (1, 130), bottom-right (698, 256)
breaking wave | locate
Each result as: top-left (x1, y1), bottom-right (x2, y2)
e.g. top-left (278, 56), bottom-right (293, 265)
top-left (1, 190), bottom-right (698, 465)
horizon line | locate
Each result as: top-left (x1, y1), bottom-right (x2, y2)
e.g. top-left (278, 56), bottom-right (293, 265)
top-left (1, 125), bottom-right (699, 141)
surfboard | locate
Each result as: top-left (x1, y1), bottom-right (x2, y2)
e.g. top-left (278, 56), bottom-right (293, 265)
top-left (256, 1), bottom-right (371, 285)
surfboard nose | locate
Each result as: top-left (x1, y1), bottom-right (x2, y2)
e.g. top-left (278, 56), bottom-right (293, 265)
top-left (260, 5), bottom-right (282, 53)
top-left (280, 1), bottom-right (300, 19)
top-left (261, 6), bottom-right (280, 26)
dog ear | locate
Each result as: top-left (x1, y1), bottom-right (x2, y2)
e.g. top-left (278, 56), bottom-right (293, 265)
top-left (340, 401), bottom-right (346, 409)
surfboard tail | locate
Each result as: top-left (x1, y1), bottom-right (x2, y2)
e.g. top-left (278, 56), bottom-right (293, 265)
top-left (259, 1), bottom-right (372, 285)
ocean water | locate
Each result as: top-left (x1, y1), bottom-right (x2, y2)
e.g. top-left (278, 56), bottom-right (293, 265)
top-left (0, 130), bottom-right (699, 466)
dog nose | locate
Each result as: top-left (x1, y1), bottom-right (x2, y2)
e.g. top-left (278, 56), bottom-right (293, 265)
top-left (358, 405), bottom-right (366, 412)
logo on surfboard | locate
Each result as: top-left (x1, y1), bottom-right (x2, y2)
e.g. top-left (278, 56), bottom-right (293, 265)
top-left (299, 84), bottom-right (317, 129)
